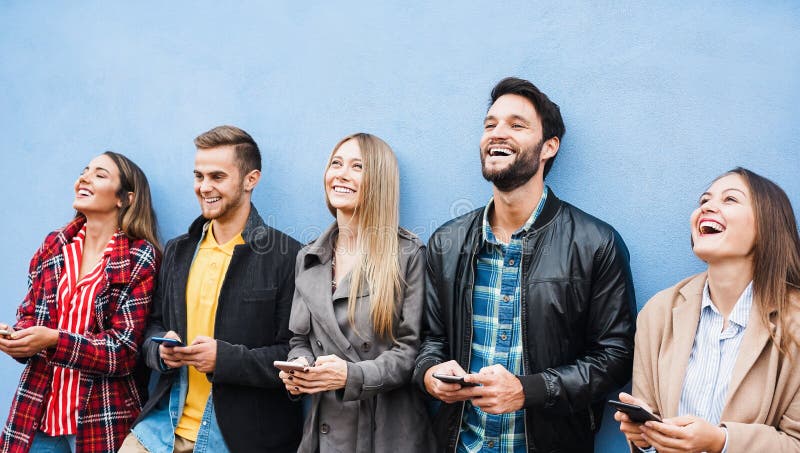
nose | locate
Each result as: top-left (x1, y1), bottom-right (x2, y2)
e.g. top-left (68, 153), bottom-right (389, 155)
top-left (199, 179), bottom-right (212, 193)
top-left (488, 122), bottom-right (511, 141)
top-left (333, 166), bottom-right (351, 181)
top-left (700, 198), bottom-right (718, 213)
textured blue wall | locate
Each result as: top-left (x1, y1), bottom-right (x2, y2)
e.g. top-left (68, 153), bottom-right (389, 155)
top-left (1, 2), bottom-right (798, 451)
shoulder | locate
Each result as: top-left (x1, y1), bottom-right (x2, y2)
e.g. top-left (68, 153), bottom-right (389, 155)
top-left (398, 227), bottom-right (424, 251)
top-left (248, 224), bottom-right (303, 257)
top-left (126, 237), bottom-right (161, 267)
top-left (556, 201), bottom-right (621, 241)
top-left (428, 207), bottom-right (482, 250)
top-left (638, 273), bottom-right (704, 323)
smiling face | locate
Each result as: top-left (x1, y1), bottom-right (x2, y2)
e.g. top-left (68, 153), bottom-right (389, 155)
top-left (480, 94), bottom-right (557, 192)
top-left (690, 173), bottom-right (757, 264)
top-left (73, 154), bottom-right (124, 217)
top-left (194, 145), bottom-right (257, 222)
top-left (325, 138), bottom-right (363, 218)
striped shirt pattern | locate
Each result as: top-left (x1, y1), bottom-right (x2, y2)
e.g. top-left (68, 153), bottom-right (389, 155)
top-left (458, 187), bottom-right (548, 453)
top-left (41, 226), bottom-right (115, 436)
top-left (679, 281), bottom-right (753, 424)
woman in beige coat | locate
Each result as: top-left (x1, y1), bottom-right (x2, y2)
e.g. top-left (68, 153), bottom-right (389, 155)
top-left (616, 167), bottom-right (800, 452)
top-left (279, 133), bottom-right (434, 453)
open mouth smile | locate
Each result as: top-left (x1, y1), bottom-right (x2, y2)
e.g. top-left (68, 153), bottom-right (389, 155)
top-left (698, 219), bottom-right (725, 236)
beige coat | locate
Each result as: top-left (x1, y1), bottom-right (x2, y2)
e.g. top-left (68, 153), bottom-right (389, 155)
top-left (633, 272), bottom-right (800, 452)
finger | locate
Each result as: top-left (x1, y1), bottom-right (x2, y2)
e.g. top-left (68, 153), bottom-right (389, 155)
top-left (641, 424), bottom-right (683, 448)
top-left (661, 415), bottom-right (695, 426)
top-left (643, 421), bottom-right (685, 437)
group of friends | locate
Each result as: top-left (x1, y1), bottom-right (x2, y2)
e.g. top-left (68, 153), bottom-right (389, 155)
top-left (0, 76), bottom-right (798, 453)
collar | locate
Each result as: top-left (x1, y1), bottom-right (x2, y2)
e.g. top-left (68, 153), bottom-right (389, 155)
top-left (302, 222), bottom-right (338, 269)
top-left (482, 186), bottom-right (549, 245)
top-left (187, 203), bottom-right (266, 245)
top-left (198, 221), bottom-right (244, 256)
top-left (702, 280), bottom-right (754, 329)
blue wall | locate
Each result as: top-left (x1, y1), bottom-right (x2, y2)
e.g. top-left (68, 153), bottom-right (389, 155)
top-left (1, 2), bottom-right (798, 451)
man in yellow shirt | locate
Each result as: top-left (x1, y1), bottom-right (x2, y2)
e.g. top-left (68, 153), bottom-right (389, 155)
top-left (120, 125), bottom-right (303, 453)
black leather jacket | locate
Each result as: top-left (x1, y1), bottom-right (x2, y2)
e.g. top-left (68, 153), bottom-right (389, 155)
top-left (413, 190), bottom-right (636, 453)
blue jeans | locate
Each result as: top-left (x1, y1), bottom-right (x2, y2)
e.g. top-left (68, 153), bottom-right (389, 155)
top-left (29, 432), bottom-right (77, 453)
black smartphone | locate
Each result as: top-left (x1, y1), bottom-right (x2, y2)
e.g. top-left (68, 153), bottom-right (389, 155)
top-left (608, 400), bottom-right (662, 423)
top-left (151, 337), bottom-right (184, 347)
top-left (432, 373), bottom-right (480, 387)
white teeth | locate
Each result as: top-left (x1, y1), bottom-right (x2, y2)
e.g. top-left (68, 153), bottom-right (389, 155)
top-left (205, 197), bottom-right (221, 203)
top-left (78, 189), bottom-right (92, 196)
top-left (699, 220), bottom-right (725, 234)
top-left (489, 148), bottom-right (513, 157)
top-left (333, 186), bottom-right (354, 194)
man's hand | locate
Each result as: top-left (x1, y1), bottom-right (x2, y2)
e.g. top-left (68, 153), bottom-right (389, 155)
top-left (614, 392), bottom-right (652, 449)
top-left (0, 326), bottom-right (58, 358)
top-left (641, 415), bottom-right (726, 453)
top-left (289, 355), bottom-right (347, 394)
top-left (423, 360), bottom-right (478, 404)
top-left (173, 336), bottom-right (218, 373)
top-left (158, 330), bottom-right (184, 369)
top-left (467, 364), bottom-right (525, 414)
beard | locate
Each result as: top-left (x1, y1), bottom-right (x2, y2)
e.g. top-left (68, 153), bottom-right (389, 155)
top-left (481, 138), bottom-right (544, 192)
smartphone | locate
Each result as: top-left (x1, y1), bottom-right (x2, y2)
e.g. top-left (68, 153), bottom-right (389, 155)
top-left (150, 337), bottom-right (184, 347)
top-left (608, 400), bottom-right (662, 423)
top-left (274, 361), bottom-right (307, 373)
top-left (432, 373), bottom-right (480, 387)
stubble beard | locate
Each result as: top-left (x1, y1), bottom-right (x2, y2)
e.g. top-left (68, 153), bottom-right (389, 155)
top-left (481, 139), bottom-right (544, 192)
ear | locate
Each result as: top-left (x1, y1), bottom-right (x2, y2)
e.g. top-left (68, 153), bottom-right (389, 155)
top-left (117, 192), bottom-right (134, 208)
top-left (243, 169), bottom-right (261, 192)
top-left (540, 136), bottom-right (560, 161)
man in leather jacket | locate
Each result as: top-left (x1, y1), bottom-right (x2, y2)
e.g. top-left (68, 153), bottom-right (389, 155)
top-left (414, 77), bottom-right (636, 452)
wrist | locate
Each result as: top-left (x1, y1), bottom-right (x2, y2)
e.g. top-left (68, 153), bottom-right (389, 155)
top-left (47, 328), bottom-right (60, 348)
top-left (711, 426), bottom-right (727, 453)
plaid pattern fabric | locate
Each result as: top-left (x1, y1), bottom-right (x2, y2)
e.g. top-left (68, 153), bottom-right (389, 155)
top-left (458, 188), bottom-right (548, 453)
top-left (0, 216), bottom-right (159, 453)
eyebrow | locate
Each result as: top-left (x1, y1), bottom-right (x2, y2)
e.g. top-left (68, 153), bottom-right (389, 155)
top-left (84, 166), bottom-right (111, 173)
top-left (483, 114), bottom-right (531, 124)
top-left (699, 188), bottom-right (748, 198)
top-left (330, 155), bottom-right (362, 162)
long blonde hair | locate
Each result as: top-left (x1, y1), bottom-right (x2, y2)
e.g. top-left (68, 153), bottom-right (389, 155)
top-left (325, 133), bottom-right (402, 341)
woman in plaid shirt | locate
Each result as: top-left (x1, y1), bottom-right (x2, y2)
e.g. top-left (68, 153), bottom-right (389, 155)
top-left (0, 152), bottom-right (160, 453)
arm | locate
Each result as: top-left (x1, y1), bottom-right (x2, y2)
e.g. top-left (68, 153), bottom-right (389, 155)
top-left (141, 238), bottom-right (178, 374)
top-left (212, 250), bottom-right (297, 388)
top-left (46, 241), bottom-right (159, 376)
top-left (412, 235), bottom-right (450, 392)
top-left (342, 246), bottom-right (426, 401)
top-left (287, 286), bottom-right (315, 364)
top-left (14, 241), bottom-right (49, 332)
top-left (518, 230), bottom-right (636, 413)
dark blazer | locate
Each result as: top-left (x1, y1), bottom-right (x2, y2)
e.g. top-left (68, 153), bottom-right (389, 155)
top-left (135, 205), bottom-right (303, 453)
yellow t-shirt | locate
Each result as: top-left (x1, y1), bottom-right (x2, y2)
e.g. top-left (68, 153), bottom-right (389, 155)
top-left (175, 222), bottom-right (244, 441)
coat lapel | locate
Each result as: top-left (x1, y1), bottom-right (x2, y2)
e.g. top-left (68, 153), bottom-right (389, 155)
top-left (666, 273), bottom-right (705, 416)
top-left (298, 223), bottom-right (363, 363)
top-left (722, 301), bottom-right (772, 414)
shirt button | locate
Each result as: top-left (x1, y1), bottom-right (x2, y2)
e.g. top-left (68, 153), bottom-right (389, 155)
top-left (202, 420), bottom-right (208, 426)
top-left (502, 295), bottom-right (510, 302)
top-left (316, 340), bottom-right (323, 348)
top-left (500, 333), bottom-right (507, 340)
top-left (487, 440), bottom-right (495, 448)
top-left (508, 259), bottom-right (515, 266)
top-left (362, 342), bottom-right (371, 352)
top-left (320, 423), bottom-right (330, 434)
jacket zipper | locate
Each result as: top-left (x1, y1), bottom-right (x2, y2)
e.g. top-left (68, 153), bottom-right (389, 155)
top-left (520, 237), bottom-right (531, 452)
top-left (453, 246), bottom-right (478, 452)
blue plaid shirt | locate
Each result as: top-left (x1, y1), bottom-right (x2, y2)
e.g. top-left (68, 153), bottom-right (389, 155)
top-left (458, 187), bottom-right (548, 453)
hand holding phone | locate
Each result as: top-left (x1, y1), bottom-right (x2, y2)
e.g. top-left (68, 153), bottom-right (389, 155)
top-left (273, 360), bottom-right (308, 373)
top-left (151, 336), bottom-right (184, 347)
top-left (432, 372), bottom-right (481, 387)
top-left (608, 400), bottom-right (662, 423)
top-left (0, 325), bottom-right (14, 337)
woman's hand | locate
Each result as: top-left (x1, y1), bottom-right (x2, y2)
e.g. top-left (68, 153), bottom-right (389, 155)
top-left (0, 326), bottom-right (59, 358)
top-left (288, 354), bottom-right (348, 394)
top-left (614, 392), bottom-right (653, 449)
top-left (641, 415), bottom-right (726, 453)
top-left (279, 357), bottom-right (310, 395)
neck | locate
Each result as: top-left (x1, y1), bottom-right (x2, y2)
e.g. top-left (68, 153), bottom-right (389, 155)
top-left (336, 210), bottom-right (359, 252)
top-left (490, 175), bottom-right (545, 241)
top-left (82, 213), bottom-right (119, 251)
top-left (706, 258), bottom-right (754, 317)
top-left (212, 202), bottom-right (250, 245)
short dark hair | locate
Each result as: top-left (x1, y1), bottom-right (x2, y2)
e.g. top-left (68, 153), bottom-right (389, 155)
top-left (490, 77), bottom-right (565, 177)
top-left (194, 125), bottom-right (261, 175)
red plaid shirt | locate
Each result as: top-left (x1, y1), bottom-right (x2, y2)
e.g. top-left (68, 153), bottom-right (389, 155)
top-left (0, 216), bottom-right (159, 453)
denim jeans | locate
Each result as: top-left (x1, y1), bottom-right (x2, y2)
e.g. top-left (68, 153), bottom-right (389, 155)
top-left (29, 432), bottom-right (77, 453)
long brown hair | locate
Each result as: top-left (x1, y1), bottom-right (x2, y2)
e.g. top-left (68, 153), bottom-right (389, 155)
top-left (103, 151), bottom-right (161, 252)
top-left (724, 167), bottom-right (800, 353)
top-left (325, 133), bottom-right (402, 341)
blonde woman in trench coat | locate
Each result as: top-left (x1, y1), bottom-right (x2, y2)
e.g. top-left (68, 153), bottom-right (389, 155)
top-left (280, 133), bottom-right (434, 453)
